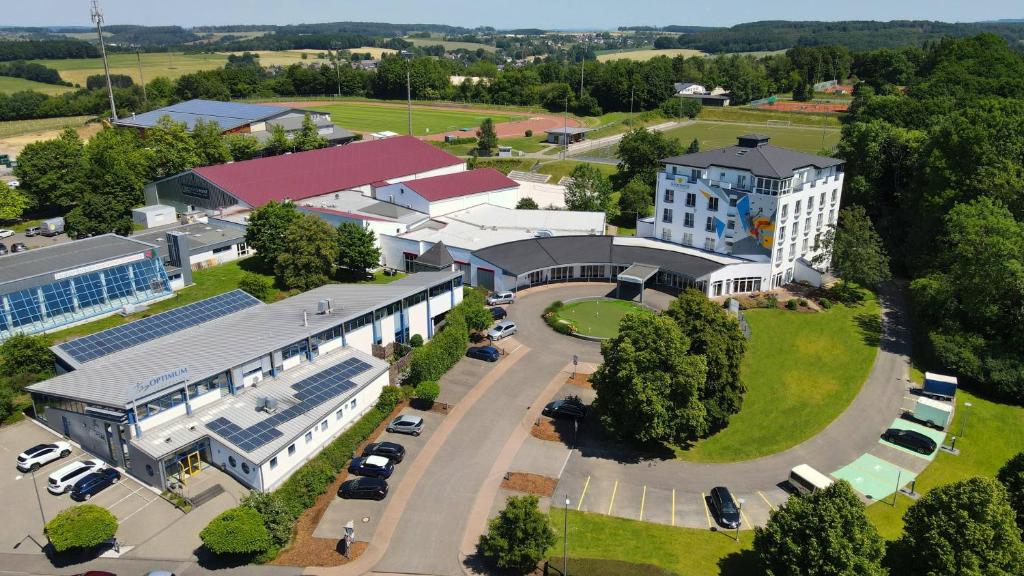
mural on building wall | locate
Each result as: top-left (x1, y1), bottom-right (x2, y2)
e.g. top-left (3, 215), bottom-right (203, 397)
top-left (733, 194), bottom-right (776, 256)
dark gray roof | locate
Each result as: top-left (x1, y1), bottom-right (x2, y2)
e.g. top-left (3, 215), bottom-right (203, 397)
top-left (415, 241), bottom-right (454, 268)
top-left (662, 138), bottom-right (843, 179)
top-left (0, 235), bottom-right (157, 294)
top-left (472, 236), bottom-right (725, 279)
top-left (113, 99), bottom-right (291, 131)
top-left (131, 220), bottom-right (247, 264)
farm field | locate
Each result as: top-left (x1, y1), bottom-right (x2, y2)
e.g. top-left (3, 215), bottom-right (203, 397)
top-left (404, 36), bottom-right (496, 52)
top-left (310, 101), bottom-right (519, 135)
top-left (597, 48), bottom-right (707, 61)
top-left (29, 51), bottom-right (230, 86)
top-left (0, 76), bottom-right (74, 95)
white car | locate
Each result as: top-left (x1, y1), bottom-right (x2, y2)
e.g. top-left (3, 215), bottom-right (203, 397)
top-left (488, 321), bottom-right (518, 341)
top-left (16, 441), bottom-right (72, 472)
top-left (486, 291), bottom-right (515, 305)
top-left (0, 229), bottom-right (13, 239)
top-left (47, 459), bottom-right (105, 495)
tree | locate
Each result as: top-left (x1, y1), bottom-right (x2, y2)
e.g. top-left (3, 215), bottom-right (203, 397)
top-left (414, 380), bottom-right (440, 403)
top-left (516, 197), bottom-right (539, 209)
top-left (591, 314), bottom-right (708, 444)
top-left (224, 133), bottom-right (263, 161)
top-left (476, 117), bottom-right (498, 156)
top-left (889, 477), bottom-right (1024, 576)
top-left (754, 481), bottom-right (886, 576)
top-left (239, 492), bottom-right (293, 549)
top-left (66, 127), bottom-right (151, 237)
top-left (275, 215), bottom-right (340, 290)
top-left (618, 177), bottom-right (653, 218)
top-left (292, 113), bottom-right (329, 151)
top-left (0, 181), bottom-right (29, 220)
top-left (200, 506), bottom-right (272, 556)
top-left (687, 138), bottom-right (700, 153)
top-left (65, 192), bottom-right (134, 238)
top-left (262, 124), bottom-right (292, 156)
top-left (665, 289), bottom-right (746, 432)
top-left (0, 334), bottom-right (53, 380)
top-left (615, 128), bottom-right (683, 188)
top-left (792, 79), bottom-right (813, 102)
top-left (564, 163), bottom-right (617, 218)
top-left (238, 272), bottom-right (275, 302)
top-left (146, 115), bottom-right (202, 180)
top-left (244, 201), bottom-right (302, 270)
top-left (336, 222), bottom-right (380, 278)
top-left (191, 119), bottom-right (232, 166)
top-left (0, 386), bottom-right (15, 422)
top-left (813, 205), bottom-right (891, 288)
top-left (478, 495), bottom-right (555, 573)
top-left (459, 288), bottom-right (494, 333)
top-left (45, 504), bottom-right (118, 553)
top-left (13, 127), bottom-right (87, 209)
top-left (998, 451), bottom-right (1024, 532)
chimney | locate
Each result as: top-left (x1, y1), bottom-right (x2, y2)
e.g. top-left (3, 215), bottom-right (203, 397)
top-left (303, 310), bottom-right (308, 327)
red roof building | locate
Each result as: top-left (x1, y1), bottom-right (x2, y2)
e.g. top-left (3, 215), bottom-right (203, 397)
top-left (398, 168), bottom-right (518, 201)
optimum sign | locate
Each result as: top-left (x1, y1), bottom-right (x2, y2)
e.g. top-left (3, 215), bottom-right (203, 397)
top-left (135, 367), bottom-right (188, 395)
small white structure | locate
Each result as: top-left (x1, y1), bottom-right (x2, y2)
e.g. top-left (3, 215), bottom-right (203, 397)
top-left (368, 131), bottom-right (400, 141)
top-left (674, 82), bottom-right (707, 95)
top-left (132, 205), bottom-right (177, 229)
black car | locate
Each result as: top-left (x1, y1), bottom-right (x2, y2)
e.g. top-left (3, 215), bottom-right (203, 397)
top-left (466, 345), bottom-right (500, 362)
top-left (881, 428), bottom-right (937, 455)
top-left (348, 455), bottom-right (395, 479)
top-left (362, 441), bottom-right (405, 463)
top-left (543, 396), bottom-right (587, 420)
top-left (338, 476), bottom-right (388, 500)
top-left (709, 486), bottom-right (741, 529)
top-left (70, 468), bottom-right (121, 501)
top-left (10, 242), bottom-right (27, 253)
top-left (489, 307), bottom-right (507, 321)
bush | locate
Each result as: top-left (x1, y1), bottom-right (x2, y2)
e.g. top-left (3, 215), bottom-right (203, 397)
top-left (407, 304), bottom-right (469, 384)
top-left (45, 504), bottom-right (118, 553)
top-left (376, 385), bottom-right (403, 413)
top-left (200, 507), bottom-right (272, 556)
top-left (0, 333), bottom-right (54, 380)
top-left (525, 129), bottom-right (533, 137)
top-left (275, 461), bottom-right (336, 517)
top-left (409, 334), bottom-right (424, 348)
top-left (238, 271), bottom-right (275, 301)
top-left (0, 385), bottom-right (16, 422)
top-left (829, 283), bottom-right (865, 304)
top-left (798, 298), bottom-right (808, 307)
top-left (786, 299), bottom-right (799, 310)
top-left (763, 295), bottom-right (779, 308)
top-left (819, 297), bottom-right (833, 309)
top-left (479, 495), bottom-right (555, 572)
top-left (240, 492), bottom-right (294, 549)
top-left (414, 380), bottom-right (440, 403)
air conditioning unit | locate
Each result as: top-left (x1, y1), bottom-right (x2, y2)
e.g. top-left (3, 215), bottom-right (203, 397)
top-left (317, 299), bottom-right (333, 314)
top-left (255, 396), bottom-right (268, 411)
top-left (265, 397), bottom-right (279, 414)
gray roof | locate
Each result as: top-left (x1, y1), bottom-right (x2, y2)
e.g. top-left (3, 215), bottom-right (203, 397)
top-left (28, 270), bottom-right (461, 408)
top-left (113, 99), bottom-right (291, 131)
top-left (661, 136), bottom-right (843, 179)
top-left (618, 263), bottom-right (659, 283)
top-left (131, 346), bottom-right (387, 465)
top-left (0, 234), bottom-right (157, 294)
top-left (254, 114), bottom-right (356, 143)
top-left (472, 236), bottom-right (726, 278)
top-left (545, 127), bottom-right (592, 135)
top-left (131, 219), bottom-right (247, 264)
top-left (415, 241), bottom-right (455, 268)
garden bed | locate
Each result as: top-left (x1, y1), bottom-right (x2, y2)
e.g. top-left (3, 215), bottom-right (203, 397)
top-left (501, 472), bottom-right (558, 497)
top-left (544, 298), bottom-right (653, 340)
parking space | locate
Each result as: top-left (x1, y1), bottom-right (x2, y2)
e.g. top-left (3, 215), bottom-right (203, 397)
top-left (832, 453), bottom-right (917, 502)
top-left (0, 229), bottom-right (71, 252)
top-left (879, 417), bottom-right (946, 461)
top-left (315, 409), bottom-right (445, 542)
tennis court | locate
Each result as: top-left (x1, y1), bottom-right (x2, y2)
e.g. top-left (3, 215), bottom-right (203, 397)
top-left (832, 453), bottom-right (917, 501)
top-left (879, 417), bottom-right (947, 462)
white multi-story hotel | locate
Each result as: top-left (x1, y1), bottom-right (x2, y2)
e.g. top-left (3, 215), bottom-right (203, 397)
top-left (640, 134), bottom-right (845, 294)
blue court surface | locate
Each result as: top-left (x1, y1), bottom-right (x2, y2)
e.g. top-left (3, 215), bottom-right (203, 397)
top-left (832, 454), bottom-right (917, 501)
top-left (879, 417), bottom-right (947, 461)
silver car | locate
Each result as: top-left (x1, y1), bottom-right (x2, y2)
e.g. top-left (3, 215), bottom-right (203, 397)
top-left (486, 291), bottom-right (515, 305)
top-left (386, 414), bottom-right (424, 436)
top-left (488, 321), bottom-right (518, 341)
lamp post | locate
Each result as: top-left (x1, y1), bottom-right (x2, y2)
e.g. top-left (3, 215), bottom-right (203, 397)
top-left (563, 494), bottom-right (570, 576)
top-left (30, 468), bottom-right (50, 548)
top-left (959, 402), bottom-right (972, 438)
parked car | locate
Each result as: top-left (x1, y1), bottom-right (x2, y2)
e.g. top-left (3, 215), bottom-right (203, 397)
top-left (10, 242), bottom-right (27, 253)
top-left (386, 414), bottom-right (424, 436)
top-left (48, 459), bottom-right (105, 494)
top-left (348, 455), bottom-right (395, 479)
top-left (486, 291), bottom-right (515, 305)
top-left (543, 396), bottom-right (587, 420)
top-left (338, 476), bottom-right (388, 500)
top-left (489, 307), bottom-right (507, 321)
top-left (70, 467), bottom-right (121, 501)
top-left (709, 486), bottom-right (741, 529)
top-left (466, 345), bottom-right (500, 362)
top-left (16, 441), bottom-right (72, 472)
top-left (0, 229), bottom-right (13, 239)
top-left (362, 441), bottom-right (405, 463)
top-left (24, 226), bottom-right (41, 237)
top-left (881, 428), bottom-right (937, 455)
top-left (0, 243), bottom-right (7, 256)
top-left (488, 321), bottom-right (518, 341)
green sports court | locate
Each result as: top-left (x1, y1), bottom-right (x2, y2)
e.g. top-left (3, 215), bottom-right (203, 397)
top-left (832, 454), bottom-right (917, 501)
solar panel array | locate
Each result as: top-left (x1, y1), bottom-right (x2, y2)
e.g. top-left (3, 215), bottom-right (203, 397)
top-left (206, 357), bottom-right (373, 453)
top-left (56, 290), bottom-right (262, 364)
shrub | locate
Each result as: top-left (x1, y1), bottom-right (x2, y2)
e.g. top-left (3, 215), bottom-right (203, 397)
top-left (819, 297), bottom-right (833, 309)
top-left (200, 507), bottom-right (272, 556)
top-left (829, 283), bottom-right (865, 304)
top-left (786, 299), bottom-right (799, 310)
top-left (763, 295), bottom-right (779, 308)
top-left (479, 495), bottom-right (555, 572)
top-left (240, 492), bottom-right (294, 549)
top-left (409, 334), bottom-right (424, 348)
top-left (798, 298), bottom-right (808, 307)
top-left (525, 129), bottom-right (533, 137)
top-left (45, 504), bottom-right (118, 553)
top-left (408, 305), bottom-right (469, 384)
top-left (238, 272), bottom-right (275, 301)
top-left (376, 385), bottom-right (403, 413)
top-left (414, 380), bottom-right (440, 403)
top-left (275, 460), bottom-right (336, 516)
top-left (0, 333), bottom-right (54, 380)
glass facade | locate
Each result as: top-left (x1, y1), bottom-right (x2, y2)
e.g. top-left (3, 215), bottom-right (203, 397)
top-left (1, 255), bottom-right (171, 341)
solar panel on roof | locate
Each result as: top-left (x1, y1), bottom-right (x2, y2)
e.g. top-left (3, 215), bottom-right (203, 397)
top-left (56, 290), bottom-right (261, 364)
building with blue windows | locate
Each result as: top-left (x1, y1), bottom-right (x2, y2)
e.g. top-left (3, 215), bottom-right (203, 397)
top-left (0, 235), bottom-right (173, 342)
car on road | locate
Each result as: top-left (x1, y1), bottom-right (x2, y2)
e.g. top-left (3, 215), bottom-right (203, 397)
top-left (24, 226), bottom-right (41, 237)
top-left (10, 242), bottom-right (27, 253)
top-left (338, 476), bottom-right (388, 500)
top-left (0, 243), bottom-right (7, 256)
top-left (486, 291), bottom-right (515, 305)
top-left (489, 307), bottom-right (507, 321)
top-left (48, 459), bottom-right (105, 494)
top-left (488, 321), bottom-right (518, 341)
top-left (466, 345), bottom-right (500, 362)
top-left (348, 454), bottom-right (395, 479)
top-left (0, 229), bottom-right (12, 239)
top-left (881, 428), bottom-right (937, 455)
top-left (387, 414), bottom-right (424, 436)
top-left (16, 441), bottom-right (72, 472)
top-left (70, 467), bottom-right (121, 501)
top-left (543, 396), bottom-right (587, 420)
top-left (362, 441), bottom-right (405, 463)
top-left (709, 486), bottom-right (741, 529)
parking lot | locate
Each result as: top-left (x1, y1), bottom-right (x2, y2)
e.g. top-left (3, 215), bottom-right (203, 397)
top-left (0, 419), bottom-right (183, 554)
top-left (0, 228), bottom-right (71, 253)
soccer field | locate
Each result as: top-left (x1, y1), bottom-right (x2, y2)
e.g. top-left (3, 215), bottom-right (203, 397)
top-left (313, 102), bottom-right (519, 136)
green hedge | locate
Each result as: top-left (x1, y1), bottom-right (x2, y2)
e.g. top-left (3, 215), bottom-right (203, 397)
top-left (407, 307), bottom-right (469, 384)
top-left (200, 507), bottom-right (272, 555)
top-left (414, 380), bottom-right (440, 402)
top-left (45, 504), bottom-right (118, 553)
top-left (546, 557), bottom-right (679, 576)
top-left (542, 301), bottom-right (576, 335)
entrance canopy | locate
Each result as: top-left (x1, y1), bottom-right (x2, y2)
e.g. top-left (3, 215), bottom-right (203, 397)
top-left (617, 263), bottom-right (659, 284)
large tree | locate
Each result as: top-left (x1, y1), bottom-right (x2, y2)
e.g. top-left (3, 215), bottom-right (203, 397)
top-left (592, 314), bottom-right (708, 444)
top-left (244, 201), bottom-right (302, 270)
top-left (754, 481), bottom-right (886, 576)
top-left (274, 215), bottom-right (340, 291)
top-left (146, 115), bottom-right (202, 180)
top-left (476, 117), bottom-right (498, 156)
top-left (292, 113), bottom-right (329, 151)
top-left (813, 205), bottom-right (891, 288)
top-left (478, 495), bottom-right (555, 573)
top-left (13, 127), bottom-right (87, 209)
top-left (190, 119), bottom-right (232, 166)
top-left (336, 222), bottom-right (380, 278)
top-left (0, 334), bottom-right (54, 380)
top-left (889, 477), bottom-right (1024, 576)
top-left (998, 451), bottom-right (1024, 533)
top-left (615, 128), bottom-right (683, 189)
top-left (564, 163), bottom-right (616, 218)
top-left (618, 177), bottom-right (652, 219)
top-left (0, 181), bottom-right (29, 220)
top-left (665, 289), bottom-right (746, 432)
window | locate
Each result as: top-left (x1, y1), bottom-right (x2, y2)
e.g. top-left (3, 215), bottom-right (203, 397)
top-left (550, 266), bottom-right (574, 281)
top-left (737, 175), bottom-right (747, 189)
top-left (662, 208), bottom-right (673, 223)
top-left (288, 444), bottom-right (296, 456)
top-left (705, 217), bottom-right (714, 232)
top-left (336, 408), bottom-right (344, 421)
top-left (350, 399), bottom-right (357, 410)
top-left (788, 243), bottom-right (796, 261)
top-left (344, 313), bottom-right (373, 332)
top-left (831, 189), bottom-right (838, 204)
top-left (282, 339), bottom-right (308, 361)
top-left (801, 238), bottom-right (809, 252)
top-left (829, 209), bottom-right (836, 224)
top-left (819, 192), bottom-right (826, 209)
top-left (374, 301), bottom-right (402, 321)
top-left (804, 218), bottom-right (811, 235)
top-left (704, 238), bottom-right (716, 251)
top-left (305, 431), bottom-right (313, 444)
top-left (580, 265), bottom-right (606, 278)
top-left (228, 456), bottom-right (237, 468)
top-left (729, 196), bottom-right (738, 207)
top-left (685, 193), bottom-right (696, 207)
top-left (727, 219), bottom-right (736, 230)
top-left (403, 252), bottom-right (416, 273)
top-left (242, 462), bottom-right (251, 474)
top-left (429, 283), bottom-right (450, 298)
top-left (663, 189), bottom-right (674, 203)
top-left (781, 204), bottom-right (789, 220)
top-left (683, 212), bottom-right (694, 228)
top-left (269, 457), bottom-right (278, 470)
top-left (707, 197), bottom-right (719, 212)
top-left (732, 277), bottom-right (762, 293)
top-left (682, 232), bottom-right (694, 246)
top-left (237, 242), bottom-right (250, 256)
top-left (403, 291), bottom-right (427, 308)
top-left (778, 225), bottom-right (785, 239)
top-left (212, 245), bottom-right (232, 254)
top-left (791, 222), bottom-right (798, 239)
top-left (817, 213), bottom-right (823, 229)
top-left (321, 420), bottom-right (328, 432)
top-left (807, 196), bottom-right (814, 212)
top-left (146, 464), bottom-right (154, 477)
top-left (661, 228), bottom-right (672, 241)
top-left (794, 200), bottom-right (801, 214)
top-left (690, 169), bottom-right (701, 181)
top-left (775, 247), bottom-right (783, 264)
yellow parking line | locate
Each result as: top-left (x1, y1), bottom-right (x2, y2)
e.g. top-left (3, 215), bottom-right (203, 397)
top-left (701, 492), bottom-right (712, 529)
top-left (758, 490), bottom-right (776, 512)
top-left (740, 507), bottom-right (752, 528)
top-left (639, 485), bottom-right (647, 520)
top-left (576, 476), bottom-right (590, 511)
top-left (671, 489), bottom-right (676, 526)
top-left (607, 480), bottom-right (619, 515)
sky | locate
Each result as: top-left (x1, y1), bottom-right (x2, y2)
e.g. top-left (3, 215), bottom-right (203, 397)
top-left (4, 0), bottom-right (1021, 29)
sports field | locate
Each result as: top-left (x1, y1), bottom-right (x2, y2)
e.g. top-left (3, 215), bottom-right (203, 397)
top-left (310, 101), bottom-right (519, 136)
top-left (555, 299), bottom-right (653, 339)
top-left (0, 76), bottom-right (74, 95)
top-left (660, 120), bottom-right (841, 153)
top-left (596, 48), bottom-right (707, 62)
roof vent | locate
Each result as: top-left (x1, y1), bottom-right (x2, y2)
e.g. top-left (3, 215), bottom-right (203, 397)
top-left (188, 424), bottom-right (197, 431)
top-left (317, 299), bottom-right (333, 315)
top-left (264, 397), bottom-right (279, 414)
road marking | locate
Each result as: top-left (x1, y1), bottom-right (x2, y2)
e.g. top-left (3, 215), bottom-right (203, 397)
top-left (104, 484), bottom-right (143, 510)
top-left (639, 485), bottom-right (646, 521)
top-left (671, 489), bottom-right (676, 526)
top-left (576, 475), bottom-right (590, 511)
top-left (557, 450), bottom-right (572, 479)
top-left (758, 491), bottom-right (776, 512)
top-left (740, 506), bottom-right (752, 529)
top-left (701, 492), bottom-right (712, 529)
top-left (607, 480), bottom-right (618, 515)
top-left (120, 494), bottom-right (160, 522)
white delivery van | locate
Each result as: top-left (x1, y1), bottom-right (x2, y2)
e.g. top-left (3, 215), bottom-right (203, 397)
top-left (788, 464), bottom-right (834, 494)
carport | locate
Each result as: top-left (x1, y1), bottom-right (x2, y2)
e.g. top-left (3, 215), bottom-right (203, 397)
top-left (616, 264), bottom-right (659, 304)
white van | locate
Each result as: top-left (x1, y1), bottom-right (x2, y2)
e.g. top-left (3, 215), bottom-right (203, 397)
top-left (788, 464), bottom-right (834, 494)
top-left (47, 459), bottom-right (105, 495)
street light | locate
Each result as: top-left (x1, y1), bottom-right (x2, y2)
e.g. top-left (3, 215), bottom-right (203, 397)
top-left (563, 494), bottom-right (570, 576)
top-left (959, 402), bottom-right (973, 438)
top-left (30, 468), bottom-right (50, 549)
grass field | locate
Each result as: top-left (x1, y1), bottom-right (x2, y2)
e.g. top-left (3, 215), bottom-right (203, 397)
top-left (310, 101), bottom-right (519, 136)
top-left (661, 121), bottom-right (840, 154)
top-left (0, 115), bottom-right (93, 139)
top-left (404, 36), bottom-right (496, 53)
top-left (698, 106), bottom-right (843, 128)
top-left (596, 48), bottom-right (707, 62)
top-left (555, 299), bottom-right (652, 339)
top-left (29, 52), bottom-right (230, 86)
top-left (536, 160), bottom-right (617, 183)
top-left (677, 292), bottom-right (881, 462)
top-left (0, 76), bottom-right (74, 95)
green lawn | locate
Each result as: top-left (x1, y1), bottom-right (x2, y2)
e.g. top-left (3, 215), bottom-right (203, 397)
top-left (536, 160), bottom-right (618, 183)
top-left (677, 293), bottom-right (881, 462)
top-left (556, 299), bottom-right (652, 339)
top-left (550, 510), bottom-right (756, 576)
top-left (311, 101), bottom-right (518, 136)
top-left (698, 106), bottom-right (842, 128)
top-left (0, 76), bottom-right (74, 95)
top-left (660, 121), bottom-right (840, 155)
top-left (0, 115), bottom-right (93, 138)
top-left (29, 51), bottom-right (231, 87)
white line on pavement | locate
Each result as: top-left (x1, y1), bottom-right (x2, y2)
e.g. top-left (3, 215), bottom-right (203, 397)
top-left (120, 494), bottom-right (160, 522)
top-left (557, 450), bottom-right (572, 478)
